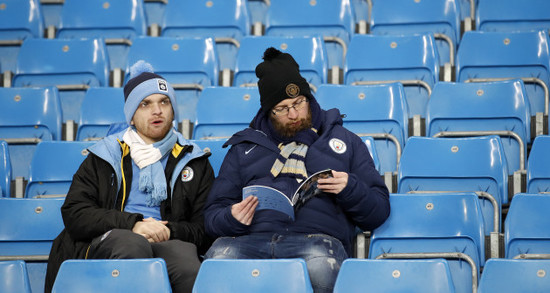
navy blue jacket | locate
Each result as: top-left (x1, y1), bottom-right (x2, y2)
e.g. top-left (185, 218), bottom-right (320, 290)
top-left (203, 108), bottom-right (390, 254)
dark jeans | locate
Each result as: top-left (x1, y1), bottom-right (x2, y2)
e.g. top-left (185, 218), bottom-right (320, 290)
top-left (205, 233), bottom-right (348, 293)
top-left (88, 229), bottom-right (200, 293)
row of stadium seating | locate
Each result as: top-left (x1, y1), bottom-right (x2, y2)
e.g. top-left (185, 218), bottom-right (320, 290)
top-left (1, 192), bottom-right (549, 292)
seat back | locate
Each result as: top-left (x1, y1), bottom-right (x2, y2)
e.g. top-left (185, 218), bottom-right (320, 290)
top-left (369, 193), bottom-right (485, 293)
top-left (370, 0), bottom-right (460, 67)
top-left (316, 83), bottom-right (409, 174)
top-left (0, 87), bottom-right (62, 180)
top-left (527, 135), bottom-right (550, 193)
top-left (426, 80), bottom-right (531, 175)
top-left (57, 0), bottom-right (147, 70)
top-left (0, 141), bottom-right (12, 197)
top-left (77, 87), bottom-right (125, 141)
top-left (264, 0), bottom-right (354, 69)
top-left (234, 36), bottom-right (328, 90)
top-left (456, 30), bottom-right (550, 115)
top-left (161, 0), bottom-right (250, 71)
top-left (192, 139), bottom-right (228, 177)
top-left (193, 259), bottom-right (314, 293)
top-left (52, 258), bottom-right (171, 293)
top-left (193, 86), bottom-right (259, 140)
top-left (478, 258), bottom-right (550, 293)
top-left (0, 260), bottom-right (32, 293)
top-left (125, 36), bottom-right (219, 123)
top-left (334, 259), bottom-right (456, 293)
top-left (505, 193), bottom-right (550, 259)
top-left (344, 34), bottom-right (440, 118)
top-left (26, 141), bottom-right (93, 198)
top-left (397, 136), bottom-right (508, 235)
top-left (477, 0), bottom-right (550, 33)
top-left (0, 0), bottom-right (44, 73)
top-left (13, 38), bottom-right (110, 123)
top-left (364, 136), bottom-right (380, 174)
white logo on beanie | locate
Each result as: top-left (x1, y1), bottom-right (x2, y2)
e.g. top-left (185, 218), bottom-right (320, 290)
top-left (158, 79), bottom-right (168, 92)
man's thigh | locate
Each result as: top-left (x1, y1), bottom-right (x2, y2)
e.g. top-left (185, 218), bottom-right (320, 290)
top-left (205, 234), bottom-right (273, 259)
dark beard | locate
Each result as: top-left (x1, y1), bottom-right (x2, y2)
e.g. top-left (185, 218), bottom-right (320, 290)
top-left (270, 108), bottom-right (313, 138)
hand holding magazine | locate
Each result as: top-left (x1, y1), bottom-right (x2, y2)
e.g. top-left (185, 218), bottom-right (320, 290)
top-left (242, 169), bottom-right (333, 220)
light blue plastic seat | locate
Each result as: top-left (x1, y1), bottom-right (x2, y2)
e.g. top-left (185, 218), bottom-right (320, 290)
top-left (125, 36), bottom-right (219, 124)
top-left (0, 198), bottom-right (65, 293)
top-left (505, 193), bottom-right (550, 259)
top-left (344, 34), bottom-right (440, 118)
top-left (369, 193), bottom-right (485, 293)
top-left (316, 83), bottom-right (408, 175)
top-left (478, 258), bottom-right (550, 293)
top-left (52, 258), bottom-right (171, 293)
top-left (192, 139), bottom-right (228, 178)
top-left (456, 30), bottom-right (550, 116)
top-left (363, 136), bottom-right (380, 174)
top-left (77, 87), bottom-right (125, 141)
top-left (233, 36), bottom-right (328, 91)
top-left (0, 87), bottom-right (62, 181)
top-left (0, 141), bottom-right (12, 197)
top-left (527, 135), bottom-right (550, 193)
top-left (397, 136), bottom-right (508, 237)
top-left (193, 259), bottom-right (314, 293)
top-left (370, 0), bottom-right (460, 71)
top-left (477, 0), bottom-right (550, 33)
top-left (0, 260), bottom-right (32, 293)
top-left (161, 0), bottom-right (250, 72)
top-left (0, 0), bottom-right (44, 73)
top-left (13, 38), bottom-right (110, 123)
top-left (56, 0), bottom-right (147, 70)
top-left (334, 259), bottom-right (456, 293)
top-left (426, 80), bottom-right (531, 176)
top-left (264, 0), bottom-right (354, 71)
top-left (25, 141), bottom-right (93, 198)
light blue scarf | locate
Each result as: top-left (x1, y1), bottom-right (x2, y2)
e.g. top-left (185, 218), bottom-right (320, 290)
top-left (123, 128), bottom-right (178, 207)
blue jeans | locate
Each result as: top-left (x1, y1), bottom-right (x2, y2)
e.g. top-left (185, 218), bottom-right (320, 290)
top-left (205, 233), bottom-right (348, 293)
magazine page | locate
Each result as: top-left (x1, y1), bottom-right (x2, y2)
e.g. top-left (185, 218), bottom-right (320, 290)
top-left (243, 185), bottom-right (295, 220)
top-left (291, 169), bottom-right (333, 211)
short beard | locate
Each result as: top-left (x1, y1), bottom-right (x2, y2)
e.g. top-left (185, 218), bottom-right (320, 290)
top-left (270, 108), bottom-right (313, 138)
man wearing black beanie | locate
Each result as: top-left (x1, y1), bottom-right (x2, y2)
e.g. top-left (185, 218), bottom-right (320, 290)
top-left (204, 48), bottom-right (390, 292)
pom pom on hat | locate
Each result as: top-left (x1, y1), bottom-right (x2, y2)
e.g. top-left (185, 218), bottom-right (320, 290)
top-left (129, 60), bottom-right (155, 80)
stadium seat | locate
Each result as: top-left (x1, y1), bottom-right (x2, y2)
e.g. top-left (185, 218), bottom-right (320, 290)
top-left (0, 0), bottom-right (44, 74)
top-left (505, 193), bottom-right (550, 259)
top-left (426, 80), bottom-right (531, 178)
top-left (456, 30), bottom-right (550, 117)
top-left (264, 0), bottom-right (355, 71)
top-left (344, 34), bottom-right (440, 119)
top-left (316, 83), bottom-right (408, 177)
top-left (13, 38), bottom-right (110, 124)
top-left (477, 0), bottom-right (550, 33)
top-left (76, 87), bottom-right (125, 141)
top-left (369, 0), bottom-right (460, 75)
top-left (334, 259), bottom-right (456, 293)
top-left (0, 197), bottom-right (65, 293)
top-left (397, 136), bottom-right (508, 239)
top-left (56, 0), bottom-right (147, 71)
top-left (52, 258), bottom-right (171, 293)
top-left (193, 259), bottom-right (314, 293)
top-left (233, 36), bottom-right (328, 91)
top-left (193, 86), bottom-right (259, 140)
top-left (25, 141), bottom-right (93, 198)
top-left (0, 141), bottom-right (11, 197)
top-left (192, 139), bottom-right (228, 177)
top-left (478, 258), bottom-right (550, 293)
top-left (0, 87), bottom-right (62, 183)
top-left (527, 135), bottom-right (550, 193)
top-left (363, 136), bottom-right (380, 174)
top-left (161, 0), bottom-right (250, 73)
top-left (125, 36), bottom-right (219, 127)
top-left (0, 260), bottom-right (32, 293)
top-left (369, 193), bottom-right (485, 293)
top-left (39, 0), bottom-right (63, 30)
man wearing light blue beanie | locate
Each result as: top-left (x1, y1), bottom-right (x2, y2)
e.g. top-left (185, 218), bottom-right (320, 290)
top-left (46, 61), bottom-right (215, 293)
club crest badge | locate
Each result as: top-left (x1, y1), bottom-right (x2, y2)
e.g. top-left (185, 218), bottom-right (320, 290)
top-left (285, 83), bottom-right (300, 98)
top-left (181, 166), bottom-right (194, 182)
top-left (329, 138), bottom-right (347, 154)
top-left (157, 79), bottom-right (168, 92)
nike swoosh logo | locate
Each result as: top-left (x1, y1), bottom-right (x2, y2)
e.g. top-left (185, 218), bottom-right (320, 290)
top-left (245, 145), bottom-right (257, 155)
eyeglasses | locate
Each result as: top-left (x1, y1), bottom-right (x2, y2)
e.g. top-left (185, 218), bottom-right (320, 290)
top-left (271, 97), bottom-right (308, 116)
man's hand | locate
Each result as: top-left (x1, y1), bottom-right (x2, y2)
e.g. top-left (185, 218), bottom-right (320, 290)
top-left (132, 217), bottom-right (170, 243)
top-left (231, 195), bottom-right (258, 225)
top-left (317, 170), bottom-right (349, 194)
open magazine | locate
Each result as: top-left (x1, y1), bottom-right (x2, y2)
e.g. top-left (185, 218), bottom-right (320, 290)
top-left (242, 169), bottom-right (333, 220)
